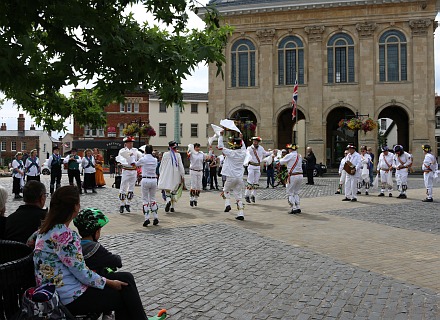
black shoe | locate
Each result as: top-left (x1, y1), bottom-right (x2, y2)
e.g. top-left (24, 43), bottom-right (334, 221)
top-left (245, 196), bottom-right (251, 203)
top-left (170, 207), bottom-right (175, 212)
top-left (153, 218), bottom-right (159, 225)
top-left (143, 219), bottom-right (150, 227)
top-left (190, 200), bottom-right (194, 207)
top-left (356, 191), bottom-right (361, 195)
top-left (342, 198), bottom-right (351, 201)
top-left (351, 198), bottom-right (357, 202)
top-left (194, 201), bottom-right (197, 207)
top-left (292, 209), bottom-right (301, 214)
top-left (165, 202), bottom-right (171, 212)
top-left (422, 198), bottom-right (433, 202)
top-left (119, 206), bottom-right (124, 213)
top-left (84, 190), bottom-right (87, 194)
top-left (365, 191), bottom-right (369, 195)
top-left (288, 209), bottom-right (295, 214)
top-left (335, 190), bottom-right (341, 194)
top-left (216, 187), bottom-right (219, 190)
top-left (251, 196), bottom-right (255, 203)
top-left (224, 205), bottom-right (231, 212)
top-left (92, 189), bottom-right (97, 193)
top-left (235, 216), bottom-right (244, 221)
top-left (14, 195), bottom-right (21, 200)
top-left (125, 205), bottom-right (130, 213)
top-left (389, 193), bottom-right (393, 197)
top-left (378, 193), bottom-right (385, 197)
top-left (266, 186), bottom-right (269, 188)
top-left (400, 194), bottom-right (407, 199)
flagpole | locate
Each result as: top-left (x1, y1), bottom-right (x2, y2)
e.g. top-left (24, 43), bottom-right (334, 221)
top-left (292, 74), bottom-right (298, 145)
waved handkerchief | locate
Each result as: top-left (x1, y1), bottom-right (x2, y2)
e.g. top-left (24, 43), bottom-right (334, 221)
top-left (220, 119), bottom-right (241, 133)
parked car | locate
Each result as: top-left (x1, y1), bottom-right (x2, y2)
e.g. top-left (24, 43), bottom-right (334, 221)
top-left (302, 160), bottom-right (327, 177)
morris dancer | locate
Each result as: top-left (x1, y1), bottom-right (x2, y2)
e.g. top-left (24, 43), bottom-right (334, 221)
top-left (392, 145), bottom-right (412, 199)
top-left (136, 145), bottom-right (159, 226)
top-left (64, 148), bottom-right (82, 194)
top-left (81, 149), bottom-right (97, 194)
top-left (342, 144), bottom-right (362, 202)
top-left (421, 144), bottom-right (437, 202)
top-left (118, 136), bottom-right (142, 213)
top-left (335, 150), bottom-right (349, 194)
top-left (187, 143), bottom-right (212, 207)
top-left (217, 131), bottom-right (247, 220)
top-left (358, 146), bottom-right (372, 195)
top-left (12, 152), bottom-right (25, 199)
top-left (279, 144), bottom-right (303, 214)
top-left (48, 146), bottom-right (62, 195)
top-left (377, 146), bottom-right (394, 197)
top-left (245, 137), bottom-right (271, 203)
top-left (158, 141), bottom-right (185, 213)
top-left (25, 149), bottom-right (41, 182)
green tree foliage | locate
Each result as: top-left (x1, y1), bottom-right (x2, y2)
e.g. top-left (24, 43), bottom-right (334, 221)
top-left (0, 0), bottom-right (232, 131)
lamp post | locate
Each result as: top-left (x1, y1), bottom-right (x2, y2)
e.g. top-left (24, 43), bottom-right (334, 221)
top-left (131, 118), bottom-right (145, 148)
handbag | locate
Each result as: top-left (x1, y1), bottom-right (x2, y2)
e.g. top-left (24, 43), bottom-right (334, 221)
top-left (15, 283), bottom-right (72, 319)
top-left (343, 161), bottom-right (356, 175)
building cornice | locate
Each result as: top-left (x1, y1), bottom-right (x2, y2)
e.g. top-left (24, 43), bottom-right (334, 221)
top-left (201, 0), bottom-right (438, 17)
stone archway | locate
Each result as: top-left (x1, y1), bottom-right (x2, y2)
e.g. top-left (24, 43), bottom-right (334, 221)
top-left (230, 109), bottom-right (258, 147)
top-left (326, 107), bottom-right (356, 168)
top-left (378, 105), bottom-right (409, 151)
top-left (277, 109), bottom-right (305, 150)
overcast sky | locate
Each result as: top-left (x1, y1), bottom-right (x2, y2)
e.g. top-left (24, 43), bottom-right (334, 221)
top-left (1, 6), bottom-right (439, 137)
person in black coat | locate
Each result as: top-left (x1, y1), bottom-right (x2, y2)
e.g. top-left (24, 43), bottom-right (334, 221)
top-left (305, 147), bottom-right (316, 185)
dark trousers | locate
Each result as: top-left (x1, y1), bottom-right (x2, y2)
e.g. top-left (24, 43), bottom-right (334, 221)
top-left (65, 272), bottom-right (147, 320)
top-left (68, 169), bottom-right (82, 192)
top-left (306, 169), bottom-right (314, 184)
top-left (50, 169), bottom-right (62, 193)
top-left (83, 172), bottom-right (96, 190)
top-left (209, 168), bottom-right (218, 189)
top-left (12, 177), bottom-right (21, 195)
top-left (26, 175), bottom-right (40, 182)
top-left (266, 168), bottom-right (274, 187)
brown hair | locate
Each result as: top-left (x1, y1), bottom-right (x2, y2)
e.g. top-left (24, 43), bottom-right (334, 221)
top-left (39, 186), bottom-right (80, 234)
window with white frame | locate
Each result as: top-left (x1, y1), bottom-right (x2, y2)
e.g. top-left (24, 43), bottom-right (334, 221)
top-left (134, 103), bottom-right (139, 113)
top-left (436, 110), bottom-right (440, 129)
top-left (126, 102), bottom-right (132, 112)
top-left (84, 125), bottom-right (105, 137)
top-left (11, 141), bottom-right (16, 151)
top-left (1, 141), bottom-right (6, 151)
top-left (21, 142), bottom-right (27, 150)
top-left (191, 124), bottom-right (198, 137)
top-left (191, 103), bottom-right (198, 113)
top-left (119, 123), bottom-right (125, 137)
top-left (380, 119), bottom-right (387, 131)
top-left (120, 103), bottom-right (125, 112)
top-left (159, 102), bottom-right (167, 113)
top-left (159, 123), bottom-right (167, 137)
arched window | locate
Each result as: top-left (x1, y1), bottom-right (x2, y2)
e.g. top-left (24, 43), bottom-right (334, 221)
top-left (327, 33), bottom-right (355, 83)
top-left (278, 36), bottom-right (304, 85)
top-left (379, 30), bottom-right (407, 82)
top-left (231, 39), bottom-right (256, 87)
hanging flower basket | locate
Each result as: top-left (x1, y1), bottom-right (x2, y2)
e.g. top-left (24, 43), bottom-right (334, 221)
top-left (338, 117), bottom-right (377, 134)
top-left (361, 118), bottom-right (378, 134)
top-left (123, 123), bottom-right (156, 138)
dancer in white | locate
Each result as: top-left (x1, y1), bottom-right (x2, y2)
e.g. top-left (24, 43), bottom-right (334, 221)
top-left (245, 137), bottom-right (271, 203)
top-left (279, 144), bottom-right (303, 214)
top-left (421, 144), bottom-right (437, 202)
top-left (377, 146), bottom-right (394, 197)
top-left (187, 143), bottom-right (212, 207)
top-left (136, 145), bottom-right (159, 226)
top-left (158, 141), bottom-right (185, 213)
top-left (335, 150), bottom-right (349, 194)
top-left (25, 149), bottom-right (41, 182)
top-left (342, 144), bottom-right (362, 202)
top-left (117, 136), bottom-right (142, 213)
top-left (217, 131), bottom-right (247, 220)
top-left (392, 145), bottom-right (412, 199)
top-left (358, 146), bottom-right (372, 195)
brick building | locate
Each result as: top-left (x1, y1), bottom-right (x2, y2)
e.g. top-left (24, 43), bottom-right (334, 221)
top-left (0, 114), bottom-right (53, 166)
top-left (72, 91), bottom-right (149, 162)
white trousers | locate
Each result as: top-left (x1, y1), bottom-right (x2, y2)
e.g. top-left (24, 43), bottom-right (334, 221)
top-left (223, 177), bottom-right (244, 216)
top-left (395, 169), bottom-right (408, 194)
top-left (424, 171), bottom-right (434, 199)
top-left (119, 170), bottom-right (137, 205)
top-left (141, 178), bottom-right (158, 219)
top-left (345, 174), bottom-right (359, 200)
top-left (379, 170), bottom-right (393, 193)
top-left (245, 165), bottom-right (261, 197)
top-left (286, 175), bottom-right (302, 209)
top-left (190, 170), bottom-right (203, 191)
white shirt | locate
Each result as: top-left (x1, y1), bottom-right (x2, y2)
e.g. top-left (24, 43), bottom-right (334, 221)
top-left (12, 159), bottom-right (24, 178)
top-left (393, 152), bottom-right (412, 171)
top-left (82, 156), bottom-right (96, 173)
top-left (136, 154), bottom-right (158, 177)
top-left (246, 145), bottom-right (271, 164)
top-left (377, 152), bottom-right (394, 170)
top-left (218, 136), bottom-right (246, 178)
top-left (25, 157), bottom-right (40, 176)
top-left (279, 151), bottom-right (303, 174)
top-left (118, 147), bottom-right (142, 169)
top-left (189, 151), bottom-right (207, 171)
top-left (422, 152), bottom-right (437, 172)
top-left (346, 151), bottom-right (362, 175)
top-left (338, 156), bottom-right (347, 174)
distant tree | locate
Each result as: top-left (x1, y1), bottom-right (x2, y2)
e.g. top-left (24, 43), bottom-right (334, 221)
top-left (0, 0), bottom-right (232, 131)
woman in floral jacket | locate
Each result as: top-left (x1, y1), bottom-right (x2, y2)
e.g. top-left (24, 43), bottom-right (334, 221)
top-left (32, 185), bottom-right (149, 319)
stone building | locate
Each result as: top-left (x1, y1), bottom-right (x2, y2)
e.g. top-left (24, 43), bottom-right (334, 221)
top-left (203, 0), bottom-right (438, 168)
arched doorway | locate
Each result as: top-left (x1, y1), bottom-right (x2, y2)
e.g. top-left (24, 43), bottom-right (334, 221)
top-left (326, 107), bottom-right (356, 168)
top-left (230, 109), bottom-right (257, 147)
top-left (378, 106), bottom-right (409, 151)
top-left (277, 109), bottom-right (305, 150)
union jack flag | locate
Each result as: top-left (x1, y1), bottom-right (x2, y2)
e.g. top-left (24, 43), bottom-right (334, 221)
top-left (292, 79), bottom-right (298, 120)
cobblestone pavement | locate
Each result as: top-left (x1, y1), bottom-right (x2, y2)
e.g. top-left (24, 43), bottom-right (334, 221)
top-left (2, 175), bottom-right (439, 319)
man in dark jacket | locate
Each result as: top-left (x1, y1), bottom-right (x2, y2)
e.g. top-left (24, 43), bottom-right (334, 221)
top-left (305, 147), bottom-right (316, 185)
top-left (4, 181), bottom-right (47, 243)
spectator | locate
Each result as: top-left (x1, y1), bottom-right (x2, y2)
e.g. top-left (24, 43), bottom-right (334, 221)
top-left (209, 154), bottom-right (219, 190)
top-left (48, 146), bottom-right (63, 195)
top-left (109, 155), bottom-right (116, 178)
top-left (4, 181), bottom-right (47, 243)
top-left (305, 147), bottom-right (316, 185)
top-left (64, 148), bottom-right (82, 194)
top-left (31, 186), bottom-right (151, 319)
top-left (367, 147), bottom-right (375, 185)
top-left (0, 185), bottom-right (8, 239)
top-left (94, 148), bottom-right (106, 187)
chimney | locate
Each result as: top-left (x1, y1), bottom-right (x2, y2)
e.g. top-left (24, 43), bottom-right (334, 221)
top-left (18, 114), bottom-right (25, 133)
top-left (0, 123), bottom-right (6, 131)
top-left (30, 124), bottom-right (36, 130)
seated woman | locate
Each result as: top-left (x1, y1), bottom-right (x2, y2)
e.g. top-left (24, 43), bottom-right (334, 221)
top-left (32, 185), bottom-right (149, 319)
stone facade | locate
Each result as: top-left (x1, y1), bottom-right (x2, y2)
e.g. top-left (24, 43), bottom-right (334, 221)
top-left (205, 0), bottom-right (438, 168)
